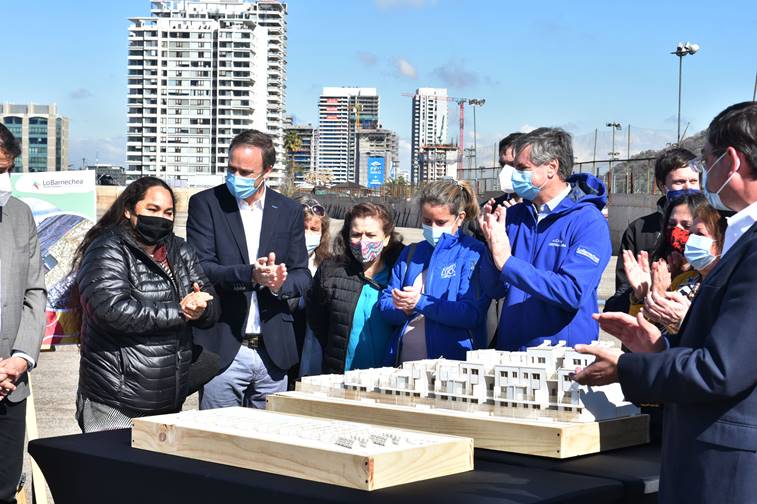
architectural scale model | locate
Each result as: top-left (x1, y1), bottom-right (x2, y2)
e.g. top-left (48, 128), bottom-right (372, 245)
top-left (298, 341), bottom-right (640, 422)
top-left (131, 407), bottom-right (473, 490)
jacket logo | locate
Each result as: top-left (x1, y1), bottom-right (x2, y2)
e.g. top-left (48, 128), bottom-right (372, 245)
top-left (440, 264), bottom-right (456, 279)
top-left (576, 246), bottom-right (600, 265)
top-left (549, 238), bottom-right (567, 248)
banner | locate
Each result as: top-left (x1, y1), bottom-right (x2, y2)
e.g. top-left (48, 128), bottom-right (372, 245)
top-left (11, 170), bottom-right (97, 348)
top-left (367, 156), bottom-right (385, 189)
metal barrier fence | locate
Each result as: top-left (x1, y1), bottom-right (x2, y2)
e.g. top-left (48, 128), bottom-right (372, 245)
top-left (458, 157), bottom-right (661, 196)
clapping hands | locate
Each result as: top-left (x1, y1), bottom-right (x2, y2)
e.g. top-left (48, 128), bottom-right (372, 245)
top-left (623, 250), bottom-right (651, 301)
top-left (253, 252), bottom-right (288, 294)
top-left (392, 286), bottom-right (421, 316)
top-left (180, 282), bottom-right (214, 320)
top-left (481, 204), bottom-right (511, 270)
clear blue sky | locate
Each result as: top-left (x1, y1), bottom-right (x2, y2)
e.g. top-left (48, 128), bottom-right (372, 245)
top-left (2, 0), bottom-right (755, 172)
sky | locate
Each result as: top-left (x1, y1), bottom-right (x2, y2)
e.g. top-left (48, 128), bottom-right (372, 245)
top-left (2, 0), bottom-right (756, 175)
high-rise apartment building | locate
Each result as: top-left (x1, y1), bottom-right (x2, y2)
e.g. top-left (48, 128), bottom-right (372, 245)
top-left (127, 0), bottom-right (287, 184)
top-left (410, 87), bottom-right (448, 185)
top-left (317, 87), bottom-right (379, 184)
top-left (356, 128), bottom-right (399, 189)
top-left (1, 103), bottom-right (69, 172)
top-left (283, 122), bottom-right (316, 182)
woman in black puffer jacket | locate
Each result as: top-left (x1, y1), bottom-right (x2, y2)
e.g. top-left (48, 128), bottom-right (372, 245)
top-left (307, 202), bottom-right (403, 374)
top-left (73, 177), bottom-right (219, 432)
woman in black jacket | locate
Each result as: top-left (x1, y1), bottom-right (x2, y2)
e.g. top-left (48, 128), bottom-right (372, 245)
top-left (73, 177), bottom-right (219, 432)
top-left (307, 202), bottom-right (403, 374)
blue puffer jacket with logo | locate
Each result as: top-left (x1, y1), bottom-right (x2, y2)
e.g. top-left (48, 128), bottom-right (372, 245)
top-left (379, 230), bottom-right (491, 364)
top-left (481, 173), bottom-right (612, 350)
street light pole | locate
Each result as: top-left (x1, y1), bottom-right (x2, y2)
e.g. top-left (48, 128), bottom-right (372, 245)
top-left (606, 122), bottom-right (621, 190)
top-left (672, 42), bottom-right (700, 144)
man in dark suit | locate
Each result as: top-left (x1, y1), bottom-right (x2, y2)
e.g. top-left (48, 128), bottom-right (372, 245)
top-left (574, 101), bottom-right (757, 503)
top-left (0, 124), bottom-right (47, 504)
top-left (187, 130), bottom-right (310, 409)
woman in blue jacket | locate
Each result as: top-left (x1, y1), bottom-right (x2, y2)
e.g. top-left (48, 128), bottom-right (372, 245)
top-left (380, 179), bottom-right (490, 364)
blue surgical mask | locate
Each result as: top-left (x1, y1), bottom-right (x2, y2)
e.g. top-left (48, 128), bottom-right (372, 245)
top-left (422, 222), bottom-right (455, 247)
top-left (665, 188), bottom-right (701, 201)
top-left (511, 168), bottom-right (546, 201)
top-left (226, 173), bottom-right (262, 200)
top-left (305, 232), bottom-right (321, 254)
top-left (684, 233), bottom-right (717, 271)
top-left (701, 151), bottom-right (732, 211)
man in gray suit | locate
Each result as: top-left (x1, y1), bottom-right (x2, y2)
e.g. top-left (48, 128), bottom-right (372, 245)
top-left (0, 124), bottom-right (47, 504)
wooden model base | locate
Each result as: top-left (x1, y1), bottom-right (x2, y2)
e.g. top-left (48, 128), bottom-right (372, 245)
top-left (131, 407), bottom-right (473, 491)
top-left (267, 392), bottom-right (649, 459)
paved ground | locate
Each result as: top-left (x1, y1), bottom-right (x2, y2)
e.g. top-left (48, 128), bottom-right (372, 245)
top-left (20, 220), bottom-right (619, 502)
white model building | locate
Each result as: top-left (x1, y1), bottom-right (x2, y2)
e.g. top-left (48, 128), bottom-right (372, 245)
top-left (300, 341), bottom-right (639, 422)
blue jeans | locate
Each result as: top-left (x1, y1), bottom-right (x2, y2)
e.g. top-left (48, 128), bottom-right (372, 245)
top-left (200, 344), bottom-right (287, 410)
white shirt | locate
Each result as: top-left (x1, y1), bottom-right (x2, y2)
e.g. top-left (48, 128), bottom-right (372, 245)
top-left (722, 200), bottom-right (757, 256)
top-left (537, 183), bottom-right (571, 222)
top-left (236, 186), bottom-right (267, 335)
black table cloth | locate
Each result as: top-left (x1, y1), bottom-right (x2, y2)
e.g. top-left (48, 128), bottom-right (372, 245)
top-left (29, 429), bottom-right (637, 504)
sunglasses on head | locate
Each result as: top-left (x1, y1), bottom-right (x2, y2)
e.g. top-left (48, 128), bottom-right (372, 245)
top-left (303, 203), bottom-right (325, 217)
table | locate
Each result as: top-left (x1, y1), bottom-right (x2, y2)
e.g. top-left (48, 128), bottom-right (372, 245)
top-left (477, 445), bottom-right (661, 503)
top-left (29, 430), bottom-right (658, 504)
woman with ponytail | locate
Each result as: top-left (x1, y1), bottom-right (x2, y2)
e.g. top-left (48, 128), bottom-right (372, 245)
top-left (379, 179), bottom-right (491, 364)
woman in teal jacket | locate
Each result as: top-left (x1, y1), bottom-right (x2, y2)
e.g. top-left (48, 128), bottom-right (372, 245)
top-left (379, 179), bottom-right (491, 364)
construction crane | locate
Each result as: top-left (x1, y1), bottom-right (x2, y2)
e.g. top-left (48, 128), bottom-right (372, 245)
top-left (401, 92), bottom-right (485, 173)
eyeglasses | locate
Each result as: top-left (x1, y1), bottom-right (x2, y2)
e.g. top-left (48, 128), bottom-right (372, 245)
top-left (303, 203), bottom-right (325, 217)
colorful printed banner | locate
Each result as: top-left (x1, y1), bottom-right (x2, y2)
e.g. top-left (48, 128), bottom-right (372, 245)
top-left (11, 170), bottom-right (97, 348)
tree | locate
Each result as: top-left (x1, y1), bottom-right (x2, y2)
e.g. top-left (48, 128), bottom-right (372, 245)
top-left (282, 129), bottom-right (303, 196)
top-left (383, 176), bottom-right (411, 199)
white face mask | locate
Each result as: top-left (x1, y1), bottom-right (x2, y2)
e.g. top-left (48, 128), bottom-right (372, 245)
top-left (305, 232), bottom-right (321, 254)
top-left (498, 164), bottom-right (516, 193)
top-left (0, 172), bottom-right (12, 207)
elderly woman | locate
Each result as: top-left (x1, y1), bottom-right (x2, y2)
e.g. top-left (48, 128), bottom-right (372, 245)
top-left (73, 177), bottom-right (219, 432)
top-left (307, 202), bottom-right (403, 373)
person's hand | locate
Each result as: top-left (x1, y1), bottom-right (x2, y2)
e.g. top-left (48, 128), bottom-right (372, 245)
top-left (650, 259), bottom-right (671, 295)
top-left (254, 252), bottom-right (288, 294)
top-left (500, 196), bottom-right (522, 208)
top-left (666, 251), bottom-right (690, 277)
top-left (572, 344), bottom-right (623, 386)
top-left (643, 290), bottom-right (690, 330)
top-left (482, 205), bottom-right (511, 270)
top-left (0, 357), bottom-right (28, 398)
top-left (392, 286), bottom-right (421, 316)
top-left (623, 250), bottom-right (651, 301)
top-left (0, 379), bottom-right (16, 399)
top-left (0, 357), bottom-right (28, 381)
top-left (180, 282), bottom-right (214, 320)
top-left (478, 198), bottom-right (497, 231)
top-left (592, 311), bottom-right (664, 353)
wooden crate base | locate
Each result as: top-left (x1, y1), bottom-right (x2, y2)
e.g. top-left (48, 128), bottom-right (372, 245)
top-left (132, 407), bottom-right (473, 490)
top-left (267, 392), bottom-right (649, 459)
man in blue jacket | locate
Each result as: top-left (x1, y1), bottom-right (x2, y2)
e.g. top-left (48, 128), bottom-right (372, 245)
top-left (575, 101), bottom-right (757, 503)
top-left (481, 127), bottom-right (611, 350)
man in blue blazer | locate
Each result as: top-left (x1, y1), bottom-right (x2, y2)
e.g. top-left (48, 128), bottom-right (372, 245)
top-left (187, 130), bottom-right (310, 409)
top-left (575, 101), bottom-right (757, 503)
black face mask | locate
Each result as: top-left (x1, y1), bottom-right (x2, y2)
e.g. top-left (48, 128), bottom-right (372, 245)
top-left (133, 215), bottom-right (173, 245)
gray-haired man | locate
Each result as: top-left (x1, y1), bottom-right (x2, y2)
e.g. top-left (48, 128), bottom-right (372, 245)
top-left (480, 127), bottom-right (611, 350)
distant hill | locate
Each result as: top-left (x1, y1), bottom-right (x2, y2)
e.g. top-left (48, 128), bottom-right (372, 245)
top-left (607, 130), bottom-right (706, 194)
